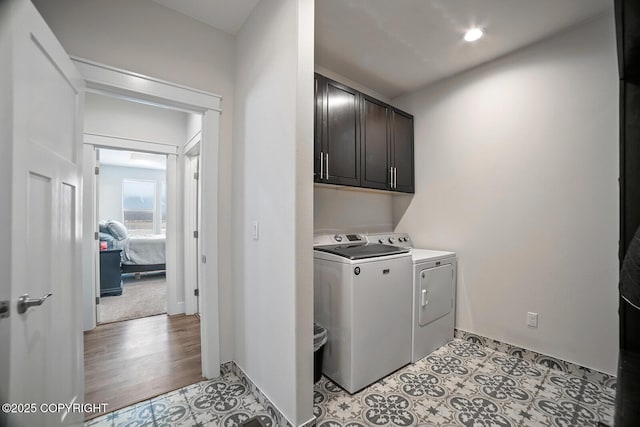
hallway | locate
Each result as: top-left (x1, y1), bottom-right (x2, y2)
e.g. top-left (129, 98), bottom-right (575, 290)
top-left (84, 314), bottom-right (203, 420)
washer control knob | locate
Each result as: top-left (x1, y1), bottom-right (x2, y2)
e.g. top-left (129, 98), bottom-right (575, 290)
top-left (401, 237), bottom-right (407, 242)
top-left (388, 237), bottom-right (396, 244)
top-left (334, 234), bottom-right (343, 242)
top-left (378, 238), bottom-right (385, 244)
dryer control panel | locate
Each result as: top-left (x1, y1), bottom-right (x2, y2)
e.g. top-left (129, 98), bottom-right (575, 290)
top-left (313, 233), bottom-right (366, 247)
top-left (365, 233), bottom-right (413, 248)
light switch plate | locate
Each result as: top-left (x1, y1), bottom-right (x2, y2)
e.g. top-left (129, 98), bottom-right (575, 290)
top-left (252, 221), bottom-right (259, 240)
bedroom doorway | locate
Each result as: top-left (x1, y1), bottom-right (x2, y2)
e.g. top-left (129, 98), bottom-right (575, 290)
top-left (81, 87), bottom-right (209, 416)
top-left (95, 148), bottom-right (168, 324)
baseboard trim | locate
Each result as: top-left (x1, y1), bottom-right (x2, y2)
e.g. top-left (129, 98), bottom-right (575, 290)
top-left (454, 329), bottom-right (617, 389)
top-left (223, 361), bottom-right (305, 427)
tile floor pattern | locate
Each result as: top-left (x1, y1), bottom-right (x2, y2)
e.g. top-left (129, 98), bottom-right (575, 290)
top-left (314, 339), bottom-right (615, 427)
top-left (85, 371), bottom-right (275, 427)
top-left (85, 339), bottom-right (615, 427)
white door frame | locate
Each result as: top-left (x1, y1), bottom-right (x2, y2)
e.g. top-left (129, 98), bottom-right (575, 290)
top-left (84, 140), bottom-right (181, 323)
top-left (74, 57), bottom-right (222, 379)
top-left (183, 138), bottom-right (201, 315)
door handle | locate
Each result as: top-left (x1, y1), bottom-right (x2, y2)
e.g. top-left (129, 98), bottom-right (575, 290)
top-left (325, 153), bottom-right (329, 180)
top-left (394, 167), bottom-right (397, 189)
top-left (421, 289), bottom-right (428, 307)
top-left (320, 151), bottom-right (324, 179)
top-left (17, 292), bottom-right (52, 314)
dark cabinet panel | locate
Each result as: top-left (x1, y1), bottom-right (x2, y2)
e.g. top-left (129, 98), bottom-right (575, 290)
top-left (314, 74), bottom-right (324, 183)
top-left (361, 96), bottom-right (390, 190)
top-left (391, 109), bottom-right (415, 193)
top-left (314, 74), bottom-right (360, 186)
top-left (325, 80), bottom-right (360, 186)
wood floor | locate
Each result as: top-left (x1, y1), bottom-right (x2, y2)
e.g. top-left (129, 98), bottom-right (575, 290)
top-left (84, 314), bottom-right (203, 419)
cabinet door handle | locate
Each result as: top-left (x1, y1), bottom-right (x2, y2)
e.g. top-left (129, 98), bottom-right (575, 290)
top-left (325, 153), bottom-right (329, 180)
top-left (389, 166), bottom-right (393, 189)
top-left (394, 167), bottom-right (397, 188)
top-left (320, 151), bottom-right (324, 180)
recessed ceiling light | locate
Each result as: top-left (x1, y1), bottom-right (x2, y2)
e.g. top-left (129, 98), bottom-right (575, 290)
top-left (464, 28), bottom-right (484, 42)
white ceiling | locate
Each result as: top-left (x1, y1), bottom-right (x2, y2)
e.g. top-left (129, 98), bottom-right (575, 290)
top-left (149, 0), bottom-right (613, 99)
top-left (316, 0), bottom-right (613, 98)
top-left (100, 149), bottom-right (167, 171)
top-left (151, 0), bottom-right (260, 35)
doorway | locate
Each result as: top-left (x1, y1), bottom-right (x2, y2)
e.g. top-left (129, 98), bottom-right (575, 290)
top-left (95, 148), bottom-right (168, 324)
top-left (81, 91), bottom-right (208, 415)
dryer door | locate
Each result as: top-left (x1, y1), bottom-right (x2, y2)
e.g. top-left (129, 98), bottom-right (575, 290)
top-left (418, 263), bottom-right (454, 326)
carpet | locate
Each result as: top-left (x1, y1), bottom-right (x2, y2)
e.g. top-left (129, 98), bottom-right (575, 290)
top-left (98, 275), bottom-right (167, 324)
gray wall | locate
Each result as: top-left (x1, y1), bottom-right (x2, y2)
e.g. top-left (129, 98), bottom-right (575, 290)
top-left (394, 13), bottom-right (619, 374)
top-left (98, 163), bottom-right (166, 227)
top-left (232, 0), bottom-right (314, 424)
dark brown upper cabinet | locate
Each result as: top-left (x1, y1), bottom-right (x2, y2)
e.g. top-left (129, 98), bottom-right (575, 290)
top-left (361, 95), bottom-right (391, 190)
top-left (314, 73), bottom-right (414, 193)
top-left (390, 109), bottom-right (415, 193)
top-left (314, 74), bottom-right (361, 187)
top-left (360, 95), bottom-right (414, 193)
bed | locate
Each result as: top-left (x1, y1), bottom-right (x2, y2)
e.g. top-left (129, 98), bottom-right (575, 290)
top-left (99, 220), bottom-right (166, 273)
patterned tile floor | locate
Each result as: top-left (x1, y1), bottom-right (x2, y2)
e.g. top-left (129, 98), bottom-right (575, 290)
top-left (85, 338), bottom-right (615, 427)
top-left (84, 370), bottom-right (275, 427)
top-left (314, 339), bottom-right (615, 427)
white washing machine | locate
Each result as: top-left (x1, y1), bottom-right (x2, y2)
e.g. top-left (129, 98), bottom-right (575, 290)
top-left (367, 233), bottom-right (457, 363)
top-left (314, 233), bottom-right (412, 393)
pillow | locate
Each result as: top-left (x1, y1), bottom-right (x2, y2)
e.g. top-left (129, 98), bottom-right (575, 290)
top-left (98, 220), bottom-right (109, 234)
top-left (106, 220), bottom-right (128, 241)
top-left (99, 232), bottom-right (116, 248)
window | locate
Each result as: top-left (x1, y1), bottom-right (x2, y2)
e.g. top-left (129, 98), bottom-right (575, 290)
top-left (122, 180), bottom-right (156, 235)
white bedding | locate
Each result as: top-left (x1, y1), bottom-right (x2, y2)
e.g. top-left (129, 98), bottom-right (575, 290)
top-left (115, 234), bottom-right (166, 265)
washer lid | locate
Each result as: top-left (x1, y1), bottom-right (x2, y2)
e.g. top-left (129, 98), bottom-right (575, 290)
top-left (315, 243), bottom-right (409, 260)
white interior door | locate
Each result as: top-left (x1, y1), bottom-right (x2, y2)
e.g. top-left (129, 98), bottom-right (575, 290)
top-left (0, 1), bottom-right (85, 426)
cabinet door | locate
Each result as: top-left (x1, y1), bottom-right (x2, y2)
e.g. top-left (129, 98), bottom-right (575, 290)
top-left (361, 96), bottom-right (391, 190)
top-left (391, 109), bottom-right (415, 193)
top-left (324, 78), bottom-right (361, 186)
top-left (314, 73), bottom-right (324, 183)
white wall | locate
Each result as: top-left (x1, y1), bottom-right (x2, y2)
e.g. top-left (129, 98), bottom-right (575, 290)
top-left (394, 13), bottom-right (619, 374)
top-left (98, 164), bottom-right (166, 225)
top-left (233, 0), bottom-right (314, 425)
top-left (33, 0), bottom-right (236, 363)
top-left (314, 186), bottom-right (394, 234)
top-left (85, 93), bottom-right (188, 145)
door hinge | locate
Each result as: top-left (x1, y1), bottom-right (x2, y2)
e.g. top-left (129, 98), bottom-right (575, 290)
top-left (193, 230), bottom-right (199, 238)
top-left (94, 231), bottom-right (99, 240)
top-left (96, 297), bottom-right (100, 305)
top-left (94, 166), bottom-right (100, 175)
top-left (0, 301), bottom-right (9, 319)
top-left (194, 289), bottom-right (199, 297)
top-left (194, 171), bottom-right (199, 180)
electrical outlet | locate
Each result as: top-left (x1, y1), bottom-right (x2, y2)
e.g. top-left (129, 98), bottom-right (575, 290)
top-left (527, 312), bottom-right (538, 328)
